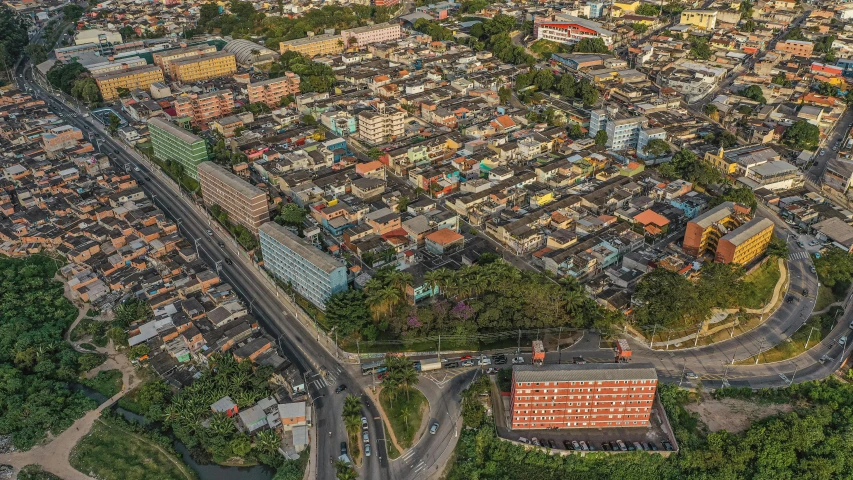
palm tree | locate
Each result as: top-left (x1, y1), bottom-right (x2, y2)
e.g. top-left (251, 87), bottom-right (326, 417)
top-left (424, 270), bottom-right (444, 294)
top-left (255, 429), bottom-right (280, 454)
top-left (387, 270), bottom-right (413, 292)
top-left (398, 361), bottom-right (419, 401)
top-left (335, 461), bottom-right (358, 480)
top-left (342, 394), bottom-right (362, 421)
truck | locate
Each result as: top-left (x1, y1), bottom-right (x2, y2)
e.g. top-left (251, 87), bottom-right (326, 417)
top-left (532, 340), bottom-right (545, 366)
top-left (418, 358), bottom-right (442, 372)
top-left (615, 339), bottom-right (632, 363)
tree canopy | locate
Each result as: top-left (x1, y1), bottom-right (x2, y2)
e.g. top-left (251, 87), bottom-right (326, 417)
top-left (783, 120), bottom-right (820, 151)
top-left (0, 5), bottom-right (30, 64)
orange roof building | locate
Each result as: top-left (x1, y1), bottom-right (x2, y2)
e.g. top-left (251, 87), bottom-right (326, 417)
top-left (424, 228), bottom-right (465, 254)
top-left (633, 209), bottom-right (670, 234)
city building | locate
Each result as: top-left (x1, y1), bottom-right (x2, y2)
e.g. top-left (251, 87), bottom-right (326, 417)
top-left (153, 44), bottom-right (218, 73)
top-left (148, 117), bottom-right (210, 180)
top-left (679, 10), bottom-right (717, 29)
top-left (197, 162), bottom-right (270, 235)
top-left (279, 34), bottom-right (343, 57)
top-left (94, 64), bottom-right (165, 101)
top-left (320, 111), bottom-right (358, 136)
top-left (174, 90), bottom-right (235, 126)
top-left (740, 161), bottom-right (804, 191)
top-left (222, 39), bottom-right (279, 67)
top-left (589, 109), bottom-right (648, 151)
top-left (341, 23), bottom-right (402, 48)
top-left (682, 201), bottom-right (752, 258)
top-left (74, 29), bottom-right (123, 46)
top-left (259, 222), bottom-right (348, 309)
top-left (704, 145), bottom-right (779, 177)
top-left (357, 103), bottom-right (406, 144)
top-left (374, 0), bottom-right (400, 6)
top-left (247, 73), bottom-right (301, 108)
top-left (509, 363), bottom-right (658, 430)
top-left (533, 14), bottom-right (615, 47)
top-left (86, 56), bottom-right (148, 75)
top-left (171, 52), bottom-right (238, 83)
top-left (584, 1), bottom-right (606, 18)
top-left (776, 40), bottom-right (814, 57)
top-left (715, 217), bottom-right (774, 265)
top-left (637, 127), bottom-right (667, 159)
top-left (42, 124), bottom-right (83, 152)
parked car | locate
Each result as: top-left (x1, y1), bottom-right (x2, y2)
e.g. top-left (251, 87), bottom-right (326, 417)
top-left (362, 417), bottom-right (368, 430)
top-left (641, 442), bottom-right (650, 451)
top-left (685, 372), bottom-right (698, 379)
top-left (445, 362), bottom-right (459, 368)
top-left (840, 336), bottom-right (847, 346)
top-left (460, 355), bottom-right (472, 361)
top-left (341, 442), bottom-right (348, 456)
top-left (479, 356), bottom-right (492, 365)
top-left (364, 443), bottom-right (371, 457)
top-left (461, 360), bottom-right (474, 367)
top-left (579, 441), bottom-right (588, 451)
top-left (430, 421), bottom-right (439, 434)
top-left (224, 258), bottom-right (233, 265)
top-left (616, 440), bottom-right (627, 451)
top-left (531, 437), bottom-right (541, 446)
top-left (609, 441), bottom-right (619, 451)
top-left (547, 439), bottom-right (557, 449)
top-left (648, 442), bottom-right (659, 451)
top-left (563, 440), bottom-right (573, 450)
top-left (512, 357), bottom-right (525, 365)
top-left (207, 229), bottom-right (213, 236)
top-left (487, 367), bottom-right (499, 374)
top-left (587, 442), bottom-right (595, 451)
top-left (601, 442), bottom-right (611, 451)
top-left (572, 440), bottom-right (581, 450)
top-left (572, 356), bottom-right (586, 364)
top-left (362, 431), bottom-right (369, 443)
top-left (662, 441), bottom-right (674, 451)
top-left (519, 437), bottom-right (530, 444)
top-left (335, 384), bottom-right (347, 393)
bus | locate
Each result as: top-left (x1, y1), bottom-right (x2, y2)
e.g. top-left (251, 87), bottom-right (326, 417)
top-left (361, 361), bottom-right (386, 376)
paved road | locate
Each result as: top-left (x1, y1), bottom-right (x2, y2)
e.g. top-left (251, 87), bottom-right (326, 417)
top-left (807, 107), bottom-right (853, 183)
top-left (18, 63), bottom-right (393, 480)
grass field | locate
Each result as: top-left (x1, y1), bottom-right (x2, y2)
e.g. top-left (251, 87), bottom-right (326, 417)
top-left (739, 260), bottom-right (781, 309)
top-left (81, 369), bottom-right (123, 397)
top-left (384, 419), bottom-right (401, 459)
top-left (379, 387), bottom-right (427, 449)
top-left (737, 307), bottom-right (842, 364)
top-left (70, 419), bottom-right (196, 480)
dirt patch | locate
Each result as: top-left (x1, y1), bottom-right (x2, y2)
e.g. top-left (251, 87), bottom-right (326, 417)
top-left (686, 397), bottom-right (792, 434)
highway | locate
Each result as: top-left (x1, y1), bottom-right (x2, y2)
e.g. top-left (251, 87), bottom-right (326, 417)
top-left (17, 61), bottom-right (394, 480)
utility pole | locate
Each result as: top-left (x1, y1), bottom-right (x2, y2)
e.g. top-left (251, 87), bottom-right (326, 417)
top-left (357, 340), bottom-right (361, 365)
top-left (678, 364), bottom-right (687, 386)
top-left (517, 329), bottom-right (521, 354)
top-left (755, 337), bottom-right (766, 365)
top-left (694, 322), bottom-right (703, 347)
top-left (649, 324), bottom-right (658, 348)
top-left (438, 334), bottom-right (441, 362)
top-left (557, 327), bottom-right (563, 364)
top-left (789, 363), bottom-right (799, 386)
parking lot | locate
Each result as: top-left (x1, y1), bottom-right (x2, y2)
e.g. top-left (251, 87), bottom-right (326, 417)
top-left (509, 421), bottom-right (673, 453)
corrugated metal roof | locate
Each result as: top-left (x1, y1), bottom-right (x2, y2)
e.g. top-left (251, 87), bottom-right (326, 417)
top-left (513, 363), bottom-right (658, 383)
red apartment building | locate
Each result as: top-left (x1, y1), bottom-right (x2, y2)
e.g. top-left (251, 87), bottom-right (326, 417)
top-left (247, 72), bottom-right (301, 108)
top-left (510, 363), bottom-right (658, 430)
top-left (174, 90), bottom-right (235, 126)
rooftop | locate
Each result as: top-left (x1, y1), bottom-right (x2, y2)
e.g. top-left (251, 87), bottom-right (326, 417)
top-left (198, 162), bottom-right (266, 200)
top-left (513, 363), bottom-right (658, 383)
top-left (148, 117), bottom-right (204, 144)
top-left (280, 34), bottom-right (340, 47)
top-left (93, 64), bottom-right (163, 82)
top-left (720, 217), bottom-right (774, 246)
top-left (259, 222), bottom-right (345, 274)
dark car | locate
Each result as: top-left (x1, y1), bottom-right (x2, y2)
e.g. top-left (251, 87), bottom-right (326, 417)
top-left (341, 442), bottom-right (348, 456)
top-left (224, 258), bottom-right (233, 265)
top-left (335, 384), bottom-right (347, 394)
top-left (573, 356), bottom-right (586, 364)
top-left (648, 442), bottom-right (659, 451)
top-left (663, 441), bottom-right (674, 451)
top-left (547, 439), bottom-right (557, 449)
top-left (218, 242), bottom-right (225, 248)
top-left (802, 289), bottom-right (809, 296)
top-left (563, 440), bottom-right (573, 450)
top-left (786, 296), bottom-right (795, 303)
top-left (601, 442), bottom-right (611, 451)
top-left (144, 176), bottom-right (151, 181)
top-left (445, 362), bottom-right (459, 368)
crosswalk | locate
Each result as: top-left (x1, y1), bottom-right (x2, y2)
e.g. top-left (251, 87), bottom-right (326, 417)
top-left (307, 367), bottom-right (342, 391)
top-left (401, 449), bottom-right (427, 477)
top-left (791, 251), bottom-right (810, 260)
top-left (422, 366), bottom-right (475, 387)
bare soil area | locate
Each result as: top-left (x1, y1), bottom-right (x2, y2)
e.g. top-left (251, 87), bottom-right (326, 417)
top-left (686, 397), bottom-right (792, 434)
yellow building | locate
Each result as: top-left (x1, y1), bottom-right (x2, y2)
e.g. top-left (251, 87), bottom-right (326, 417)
top-left (612, 1), bottom-right (639, 16)
top-left (172, 52), bottom-right (237, 83)
top-left (153, 44), bottom-right (218, 73)
top-left (279, 34), bottom-right (344, 57)
top-left (715, 217), bottom-right (774, 265)
top-left (94, 65), bottom-right (165, 101)
top-left (680, 10), bottom-right (717, 29)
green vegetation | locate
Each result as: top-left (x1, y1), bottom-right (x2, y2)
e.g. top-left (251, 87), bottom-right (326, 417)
top-left (739, 84), bottom-right (767, 104)
top-left (272, 51), bottom-right (336, 93)
top-left (703, 130), bottom-right (738, 148)
top-left (784, 27), bottom-right (806, 41)
top-left (643, 138), bottom-right (671, 158)
top-left (708, 185), bottom-right (757, 212)
top-left (0, 4), bottom-right (30, 65)
top-left (70, 411), bottom-right (197, 480)
top-left (635, 260), bottom-right (781, 329)
top-left (467, 14), bottom-right (536, 66)
top-left (772, 76), bottom-right (794, 89)
top-left (325, 261), bottom-right (621, 343)
top-left (275, 203), bottom-right (308, 233)
top-left (379, 386), bottom-right (426, 449)
top-left (594, 130), bottom-right (608, 146)
top-left (16, 465), bottom-right (63, 480)
top-left (529, 39), bottom-right (569, 60)
top-left (658, 148), bottom-right (722, 186)
top-left (46, 61), bottom-right (102, 104)
top-left (814, 247), bottom-right (853, 290)
top-left (741, 306), bottom-right (842, 364)
top-left (460, 375), bottom-right (491, 428)
top-left (81, 369), bottom-right (123, 397)
top-left (632, 23), bottom-right (649, 35)
top-left (450, 379), bottom-right (853, 479)
top-left (689, 36), bottom-right (712, 60)
top-left (413, 18), bottom-right (455, 41)
top-left (209, 203), bottom-right (259, 251)
top-left (342, 394), bottom-right (363, 464)
top-left (0, 256), bottom-right (98, 450)
top-left (574, 38), bottom-right (609, 54)
top-left (198, 2), bottom-right (392, 43)
top-left (739, 0), bottom-right (754, 19)
top-left (496, 368), bottom-right (512, 392)
top-left (636, 4), bottom-right (661, 16)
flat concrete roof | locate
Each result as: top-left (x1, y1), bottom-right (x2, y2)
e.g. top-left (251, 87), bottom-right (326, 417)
top-left (513, 363), bottom-right (658, 383)
top-left (148, 117), bottom-right (204, 144)
top-left (198, 162), bottom-right (266, 199)
top-left (259, 222), bottom-right (345, 274)
top-left (720, 217), bottom-right (773, 246)
top-left (280, 33), bottom-right (339, 48)
top-left (93, 64), bottom-right (163, 81)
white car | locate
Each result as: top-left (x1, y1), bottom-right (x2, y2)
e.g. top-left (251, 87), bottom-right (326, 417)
top-left (512, 357), bottom-right (525, 365)
top-left (840, 336), bottom-right (847, 346)
top-left (685, 372), bottom-right (699, 379)
top-left (361, 417), bottom-right (368, 430)
top-left (133, 166), bottom-right (140, 172)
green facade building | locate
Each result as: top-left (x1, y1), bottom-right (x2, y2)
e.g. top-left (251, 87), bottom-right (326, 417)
top-left (148, 117), bottom-right (209, 180)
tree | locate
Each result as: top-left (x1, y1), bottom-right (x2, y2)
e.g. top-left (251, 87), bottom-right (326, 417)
top-left (783, 120), bottom-right (820, 150)
top-left (632, 23), bottom-right (649, 34)
top-left (739, 0), bottom-right (754, 19)
top-left (367, 148), bottom-right (382, 160)
top-left (741, 19), bottom-right (756, 32)
top-left (567, 122), bottom-right (583, 139)
top-left (335, 461), bottom-right (358, 480)
top-left (772, 75), bottom-right (793, 88)
top-left (767, 237), bottom-right (790, 260)
top-left (497, 86), bottom-right (511, 105)
top-left (814, 248), bottom-right (853, 288)
top-left (816, 81), bottom-right (836, 97)
top-left (574, 37), bottom-right (608, 53)
top-left (107, 113), bottom-right (121, 135)
top-left (0, 5), bottom-right (30, 63)
top-left (704, 103), bottom-right (720, 121)
top-left (276, 203), bottom-right (306, 228)
top-left (106, 326), bottom-right (129, 347)
top-left (533, 69), bottom-right (554, 91)
top-left (594, 130), bottom-right (608, 147)
top-left (634, 267), bottom-right (707, 327)
top-left (636, 4), bottom-right (661, 16)
top-left (324, 290), bottom-right (373, 338)
top-left (689, 37), bottom-right (712, 60)
top-left (25, 44), bottom-right (47, 64)
top-left (396, 196), bottom-right (410, 213)
top-left (644, 139), bottom-right (671, 158)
